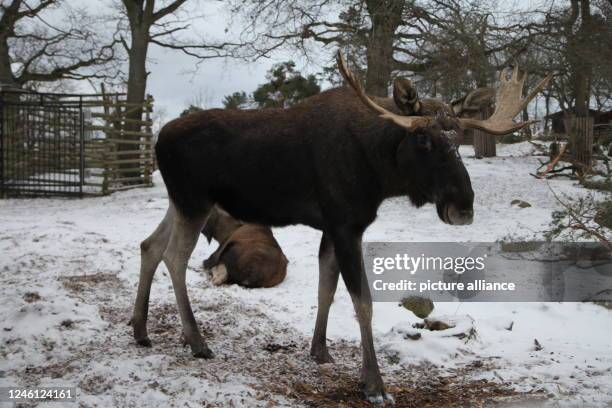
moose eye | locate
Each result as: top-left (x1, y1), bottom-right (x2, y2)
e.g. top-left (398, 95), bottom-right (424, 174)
top-left (415, 135), bottom-right (432, 151)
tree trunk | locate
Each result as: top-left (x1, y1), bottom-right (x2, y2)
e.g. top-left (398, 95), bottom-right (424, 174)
top-left (571, 116), bottom-right (594, 172)
top-left (562, 112), bottom-right (574, 135)
top-left (473, 131), bottom-right (496, 158)
top-left (364, 0), bottom-right (404, 97)
top-left (126, 30), bottom-right (149, 124)
top-left (521, 108), bottom-right (532, 139)
top-left (544, 93), bottom-right (550, 132)
top-left (573, 70), bottom-right (590, 117)
top-left (473, 107), bottom-right (496, 157)
top-left (0, 0), bottom-right (20, 88)
top-left (565, 0), bottom-right (592, 172)
top-left (0, 38), bottom-right (17, 87)
top-left (121, 14), bottom-right (151, 180)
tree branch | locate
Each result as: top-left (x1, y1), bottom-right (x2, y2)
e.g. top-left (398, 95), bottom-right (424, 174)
top-left (152, 0), bottom-right (187, 22)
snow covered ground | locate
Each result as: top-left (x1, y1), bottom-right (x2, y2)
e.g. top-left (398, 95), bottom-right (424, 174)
top-left (0, 142), bottom-right (611, 407)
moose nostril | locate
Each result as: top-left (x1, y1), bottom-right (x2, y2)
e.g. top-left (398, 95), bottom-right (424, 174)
top-left (460, 209), bottom-right (474, 224)
top-left (460, 210), bottom-right (473, 218)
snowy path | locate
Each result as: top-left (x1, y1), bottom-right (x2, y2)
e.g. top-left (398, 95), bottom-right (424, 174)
top-left (1, 143), bottom-right (611, 407)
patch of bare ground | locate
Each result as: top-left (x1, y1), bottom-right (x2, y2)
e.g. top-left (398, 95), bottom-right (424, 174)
top-left (259, 353), bottom-right (546, 407)
top-left (282, 375), bottom-right (545, 407)
top-left (59, 272), bottom-right (129, 322)
top-left (60, 272), bottom-right (124, 294)
top-left (115, 293), bottom-right (544, 407)
top-left (23, 361), bottom-right (75, 379)
top-left (29, 272), bottom-right (544, 407)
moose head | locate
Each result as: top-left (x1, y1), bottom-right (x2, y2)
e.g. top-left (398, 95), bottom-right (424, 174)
top-left (336, 51), bottom-right (551, 226)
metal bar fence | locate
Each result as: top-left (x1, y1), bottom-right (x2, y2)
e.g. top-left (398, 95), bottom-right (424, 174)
top-left (0, 93), bottom-right (4, 197)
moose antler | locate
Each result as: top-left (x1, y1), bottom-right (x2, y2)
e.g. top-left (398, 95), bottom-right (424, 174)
top-left (337, 50), bottom-right (551, 136)
top-left (336, 50), bottom-right (431, 131)
top-left (458, 66), bottom-right (552, 135)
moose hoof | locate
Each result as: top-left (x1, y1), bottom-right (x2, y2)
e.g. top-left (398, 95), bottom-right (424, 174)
top-left (361, 378), bottom-right (394, 406)
top-left (192, 347), bottom-right (214, 359)
top-left (310, 349), bottom-right (334, 364)
top-left (364, 391), bottom-right (395, 406)
top-left (135, 337), bottom-right (152, 348)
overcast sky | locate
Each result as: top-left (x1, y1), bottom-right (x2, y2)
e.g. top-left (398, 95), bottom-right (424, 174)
top-left (146, 45), bottom-right (325, 120)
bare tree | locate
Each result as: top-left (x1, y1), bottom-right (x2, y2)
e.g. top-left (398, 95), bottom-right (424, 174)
top-left (528, 0), bottom-right (612, 167)
top-left (117, 0), bottom-right (243, 129)
top-left (233, 0), bottom-right (539, 98)
top-left (0, 0), bottom-right (119, 89)
top-left (114, 0), bottom-right (245, 178)
top-left (362, 0), bottom-right (404, 96)
top-left (231, 0), bottom-right (407, 95)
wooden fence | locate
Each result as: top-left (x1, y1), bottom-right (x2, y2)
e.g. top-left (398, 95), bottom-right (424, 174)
top-left (82, 90), bottom-right (155, 194)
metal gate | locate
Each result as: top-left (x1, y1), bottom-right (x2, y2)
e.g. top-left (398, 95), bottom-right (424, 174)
top-left (0, 90), bottom-right (84, 197)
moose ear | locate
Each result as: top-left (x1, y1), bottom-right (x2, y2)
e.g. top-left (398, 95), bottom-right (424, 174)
top-left (393, 77), bottom-right (421, 115)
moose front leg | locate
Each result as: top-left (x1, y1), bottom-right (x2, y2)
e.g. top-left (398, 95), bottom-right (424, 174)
top-left (331, 228), bottom-right (392, 405)
top-left (311, 233), bottom-right (340, 364)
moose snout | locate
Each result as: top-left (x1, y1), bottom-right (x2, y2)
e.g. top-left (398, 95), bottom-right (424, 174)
top-left (445, 204), bottom-right (474, 225)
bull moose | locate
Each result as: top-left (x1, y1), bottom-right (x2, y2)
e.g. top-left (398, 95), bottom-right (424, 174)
top-left (130, 51), bottom-right (550, 403)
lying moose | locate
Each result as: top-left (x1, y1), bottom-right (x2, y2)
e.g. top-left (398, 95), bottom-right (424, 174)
top-left (201, 206), bottom-right (288, 288)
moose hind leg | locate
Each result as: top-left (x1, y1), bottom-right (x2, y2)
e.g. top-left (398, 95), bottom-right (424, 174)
top-left (163, 209), bottom-right (212, 358)
top-left (131, 207), bottom-right (174, 347)
top-left (310, 233), bottom-right (340, 364)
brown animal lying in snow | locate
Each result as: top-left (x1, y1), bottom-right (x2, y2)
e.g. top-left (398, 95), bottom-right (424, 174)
top-left (201, 206), bottom-right (288, 288)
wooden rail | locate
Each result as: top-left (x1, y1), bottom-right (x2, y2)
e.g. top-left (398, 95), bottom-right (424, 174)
top-left (82, 85), bottom-right (156, 195)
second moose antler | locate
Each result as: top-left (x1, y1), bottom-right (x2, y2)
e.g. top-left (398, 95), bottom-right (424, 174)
top-left (458, 66), bottom-right (552, 135)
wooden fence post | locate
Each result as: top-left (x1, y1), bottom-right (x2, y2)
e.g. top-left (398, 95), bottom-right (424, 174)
top-left (100, 84), bottom-right (112, 195)
top-left (144, 94), bottom-right (153, 186)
